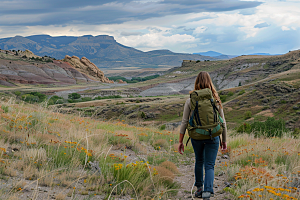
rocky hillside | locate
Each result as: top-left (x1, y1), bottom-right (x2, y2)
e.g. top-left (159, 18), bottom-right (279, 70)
top-left (0, 35), bottom-right (216, 69)
top-left (59, 50), bottom-right (300, 131)
top-left (0, 49), bottom-right (112, 86)
top-left (128, 50), bottom-right (300, 97)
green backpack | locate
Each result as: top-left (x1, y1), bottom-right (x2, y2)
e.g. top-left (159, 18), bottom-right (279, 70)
top-left (186, 88), bottom-right (224, 145)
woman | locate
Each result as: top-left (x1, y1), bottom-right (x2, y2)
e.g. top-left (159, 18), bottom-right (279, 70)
top-left (178, 71), bottom-right (227, 199)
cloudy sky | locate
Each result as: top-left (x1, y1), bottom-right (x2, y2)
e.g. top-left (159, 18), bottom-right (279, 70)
top-left (0, 0), bottom-right (299, 55)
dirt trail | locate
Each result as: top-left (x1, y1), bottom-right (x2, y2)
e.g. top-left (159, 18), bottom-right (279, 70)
top-left (175, 152), bottom-right (230, 200)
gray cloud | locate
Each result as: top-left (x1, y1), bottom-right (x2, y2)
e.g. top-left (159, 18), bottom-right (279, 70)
top-left (120, 31), bottom-right (144, 36)
top-left (239, 7), bottom-right (258, 15)
top-left (147, 27), bottom-right (163, 33)
top-left (0, 0), bottom-right (262, 26)
top-left (176, 26), bottom-right (186, 29)
top-left (254, 22), bottom-right (270, 28)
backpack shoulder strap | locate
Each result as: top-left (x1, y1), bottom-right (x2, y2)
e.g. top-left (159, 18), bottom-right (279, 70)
top-left (186, 137), bottom-right (191, 146)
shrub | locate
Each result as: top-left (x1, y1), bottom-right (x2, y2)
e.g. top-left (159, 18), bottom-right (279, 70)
top-left (81, 97), bottom-right (92, 102)
top-left (22, 94), bottom-right (39, 103)
top-left (244, 111), bottom-right (252, 120)
top-left (293, 128), bottom-right (300, 136)
top-left (94, 95), bottom-right (122, 100)
top-left (159, 161), bottom-right (179, 174)
top-left (1, 105), bottom-right (9, 113)
top-left (262, 106), bottom-right (270, 110)
top-left (48, 95), bottom-right (64, 105)
top-left (238, 117), bottom-right (288, 137)
top-left (68, 93), bottom-right (81, 100)
top-left (21, 92), bottom-right (47, 103)
top-left (280, 100), bottom-right (287, 104)
top-left (251, 117), bottom-right (287, 137)
top-left (220, 95), bottom-right (227, 102)
top-left (228, 91), bottom-right (234, 96)
top-left (238, 90), bottom-right (245, 95)
top-left (140, 112), bottom-right (146, 118)
top-left (14, 91), bottom-right (21, 96)
top-left (160, 124), bottom-right (166, 130)
top-left (154, 166), bottom-right (174, 185)
top-left (237, 123), bottom-right (251, 133)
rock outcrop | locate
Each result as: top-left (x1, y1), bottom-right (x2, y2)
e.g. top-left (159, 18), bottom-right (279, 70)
top-left (19, 50), bottom-right (41, 59)
top-left (63, 55), bottom-right (113, 83)
top-left (117, 79), bottom-right (127, 84)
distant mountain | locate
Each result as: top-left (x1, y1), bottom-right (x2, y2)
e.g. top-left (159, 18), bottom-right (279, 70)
top-left (247, 53), bottom-right (282, 56)
top-left (0, 35), bottom-right (216, 69)
top-left (194, 51), bottom-right (223, 57)
top-left (194, 51), bottom-right (282, 59)
top-left (248, 53), bottom-right (271, 55)
top-left (194, 51), bottom-right (237, 59)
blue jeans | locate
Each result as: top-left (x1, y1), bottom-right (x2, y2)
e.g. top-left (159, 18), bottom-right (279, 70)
top-left (191, 136), bottom-right (219, 193)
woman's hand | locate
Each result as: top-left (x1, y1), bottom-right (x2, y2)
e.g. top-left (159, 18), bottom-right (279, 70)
top-left (220, 142), bottom-right (227, 151)
top-left (178, 142), bottom-right (184, 155)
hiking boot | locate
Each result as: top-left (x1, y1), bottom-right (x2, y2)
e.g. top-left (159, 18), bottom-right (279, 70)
top-left (194, 187), bottom-right (203, 198)
top-left (202, 191), bottom-right (211, 200)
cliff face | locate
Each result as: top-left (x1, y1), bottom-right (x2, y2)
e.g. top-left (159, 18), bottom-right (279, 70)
top-left (0, 49), bottom-right (112, 86)
top-left (63, 55), bottom-right (112, 83)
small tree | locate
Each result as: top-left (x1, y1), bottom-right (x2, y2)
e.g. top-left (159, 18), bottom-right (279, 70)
top-left (140, 112), bottom-right (146, 118)
top-left (244, 111), bottom-right (252, 120)
top-left (68, 93), bottom-right (81, 100)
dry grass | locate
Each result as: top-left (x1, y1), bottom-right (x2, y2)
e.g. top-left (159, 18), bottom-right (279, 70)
top-left (23, 165), bottom-right (38, 180)
top-left (55, 193), bottom-right (67, 200)
top-left (22, 148), bottom-right (47, 162)
top-left (115, 130), bottom-right (136, 141)
top-left (255, 109), bottom-right (274, 117)
top-left (159, 161), bottom-right (179, 174)
top-left (3, 167), bottom-right (17, 177)
top-left (155, 166), bottom-right (174, 184)
top-left (56, 171), bottom-right (79, 188)
top-left (14, 179), bottom-right (27, 189)
top-left (7, 196), bottom-right (20, 200)
top-left (153, 139), bottom-right (168, 149)
top-left (12, 160), bottom-right (26, 171)
top-left (35, 133), bottom-right (59, 143)
top-left (39, 175), bottom-right (54, 187)
top-left (80, 190), bottom-right (89, 195)
top-left (224, 133), bottom-right (300, 199)
top-left (0, 98), bottom-right (189, 199)
top-left (134, 143), bottom-right (148, 154)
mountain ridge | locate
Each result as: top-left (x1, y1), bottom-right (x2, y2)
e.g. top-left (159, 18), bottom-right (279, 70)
top-left (0, 35), bottom-right (216, 69)
top-left (193, 51), bottom-right (283, 59)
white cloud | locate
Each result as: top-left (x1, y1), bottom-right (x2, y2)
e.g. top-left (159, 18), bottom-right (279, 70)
top-left (0, 0), bottom-right (299, 55)
top-left (117, 31), bottom-right (198, 52)
top-left (193, 26), bottom-right (207, 35)
top-left (281, 26), bottom-right (290, 31)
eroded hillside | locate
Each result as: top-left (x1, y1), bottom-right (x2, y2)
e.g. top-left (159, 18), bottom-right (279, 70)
top-left (59, 50), bottom-right (300, 132)
top-left (0, 49), bottom-right (112, 86)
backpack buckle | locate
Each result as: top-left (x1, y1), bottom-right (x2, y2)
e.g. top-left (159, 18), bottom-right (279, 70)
top-left (208, 129), bottom-right (213, 141)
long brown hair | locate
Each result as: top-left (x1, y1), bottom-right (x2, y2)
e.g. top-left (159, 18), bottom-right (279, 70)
top-left (190, 71), bottom-right (222, 108)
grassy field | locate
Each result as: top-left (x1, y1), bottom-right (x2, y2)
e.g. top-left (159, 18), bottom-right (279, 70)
top-left (0, 96), bottom-right (300, 199)
top-left (0, 98), bottom-right (185, 199)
